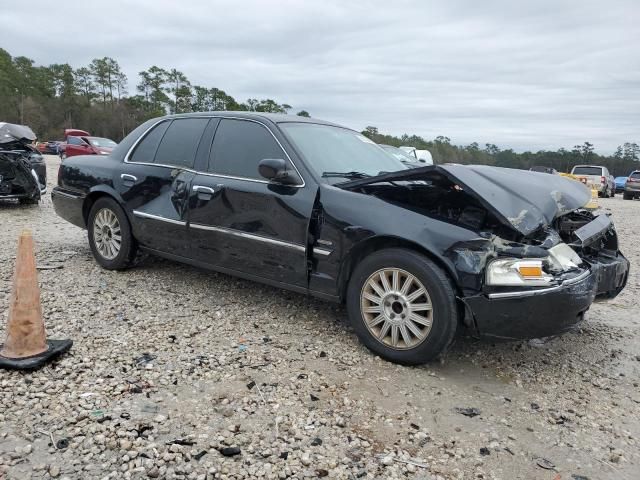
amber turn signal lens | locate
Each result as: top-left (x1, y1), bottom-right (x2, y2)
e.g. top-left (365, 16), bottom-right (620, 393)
top-left (518, 265), bottom-right (542, 277)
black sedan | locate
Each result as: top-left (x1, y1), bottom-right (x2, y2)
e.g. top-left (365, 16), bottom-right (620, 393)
top-left (51, 112), bottom-right (629, 364)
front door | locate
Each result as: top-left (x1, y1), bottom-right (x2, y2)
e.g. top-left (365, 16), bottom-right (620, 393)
top-left (119, 117), bottom-right (213, 256)
top-left (187, 118), bottom-right (315, 287)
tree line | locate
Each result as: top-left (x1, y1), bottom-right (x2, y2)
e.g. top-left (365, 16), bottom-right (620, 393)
top-left (362, 127), bottom-right (639, 177)
top-left (0, 48), bottom-right (310, 142)
top-left (1, 48), bottom-right (637, 176)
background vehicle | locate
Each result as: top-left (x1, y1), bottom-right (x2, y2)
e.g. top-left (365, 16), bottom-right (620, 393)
top-left (570, 165), bottom-right (614, 197)
top-left (614, 176), bottom-right (627, 193)
top-left (51, 112), bottom-right (628, 364)
top-left (64, 135), bottom-right (117, 158)
top-left (623, 171), bottom-right (640, 200)
top-left (36, 140), bottom-right (62, 154)
top-left (379, 144), bottom-right (422, 167)
top-left (399, 146), bottom-right (433, 165)
top-left (0, 122), bottom-right (46, 204)
top-left (529, 166), bottom-right (557, 174)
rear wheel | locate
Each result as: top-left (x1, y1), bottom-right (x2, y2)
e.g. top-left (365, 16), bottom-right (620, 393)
top-left (87, 197), bottom-right (137, 270)
top-left (623, 192), bottom-right (632, 200)
top-left (18, 197), bottom-right (39, 205)
top-left (346, 248), bottom-right (458, 365)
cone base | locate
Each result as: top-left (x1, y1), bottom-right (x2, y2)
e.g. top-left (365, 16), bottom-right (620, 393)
top-left (0, 339), bottom-right (73, 370)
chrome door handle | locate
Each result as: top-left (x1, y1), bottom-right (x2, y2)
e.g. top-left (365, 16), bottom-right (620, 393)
top-left (121, 174), bottom-right (137, 182)
top-left (192, 185), bottom-right (216, 194)
top-left (193, 184), bottom-right (224, 194)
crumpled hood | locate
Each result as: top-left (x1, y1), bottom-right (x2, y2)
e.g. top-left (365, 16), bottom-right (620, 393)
top-left (338, 164), bottom-right (592, 236)
top-left (0, 122), bottom-right (36, 145)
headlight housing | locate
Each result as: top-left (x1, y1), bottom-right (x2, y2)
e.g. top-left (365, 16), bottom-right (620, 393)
top-left (486, 243), bottom-right (583, 287)
top-left (486, 258), bottom-right (553, 286)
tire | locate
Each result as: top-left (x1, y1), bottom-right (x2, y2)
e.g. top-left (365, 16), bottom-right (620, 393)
top-left (87, 197), bottom-right (137, 270)
top-left (346, 248), bottom-right (458, 365)
top-left (19, 197), bottom-right (39, 205)
top-left (623, 192), bottom-right (632, 200)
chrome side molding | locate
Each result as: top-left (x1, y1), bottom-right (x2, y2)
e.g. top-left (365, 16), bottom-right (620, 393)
top-left (132, 210), bottom-right (186, 226)
top-left (190, 223), bottom-right (306, 252)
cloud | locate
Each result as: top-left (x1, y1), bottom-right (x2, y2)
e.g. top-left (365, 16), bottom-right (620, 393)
top-left (3, 0), bottom-right (638, 152)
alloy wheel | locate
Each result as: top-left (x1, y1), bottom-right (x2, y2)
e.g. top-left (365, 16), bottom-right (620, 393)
top-left (360, 268), bottom-right (434, 350)
top-left (93, 208), bottom-right (122, 260)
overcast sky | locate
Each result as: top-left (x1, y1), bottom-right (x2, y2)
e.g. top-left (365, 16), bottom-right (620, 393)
top-left (3, 0), bottom-right (639, 152)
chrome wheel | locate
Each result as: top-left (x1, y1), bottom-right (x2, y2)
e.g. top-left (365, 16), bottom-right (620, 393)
top-left (360, 268), bottom-right (433, 350)
top-left (93, 208), bottom-right (121, 260)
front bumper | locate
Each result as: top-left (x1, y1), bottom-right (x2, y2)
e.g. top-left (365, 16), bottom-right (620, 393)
top-left (462, 253), bottom-right (629, 340)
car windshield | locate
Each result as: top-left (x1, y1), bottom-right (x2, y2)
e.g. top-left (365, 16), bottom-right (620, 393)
top-left (572, 166), bottom-right (602, 176)
top-left (630, 172), bottom-right (640, 179)
top-left (280, 123), bottom-right (407, 180)
top-left (87, 137), bottom-right (116, 147)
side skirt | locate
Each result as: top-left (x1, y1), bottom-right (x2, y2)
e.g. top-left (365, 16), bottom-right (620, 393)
top-left (139, 246), bottom-right (341, 303)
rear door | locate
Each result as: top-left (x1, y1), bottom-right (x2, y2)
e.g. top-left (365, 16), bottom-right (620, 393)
top-left (186, 117), bottom-right (315, 287)
top-left (119, 117), bottom-right (211, 256)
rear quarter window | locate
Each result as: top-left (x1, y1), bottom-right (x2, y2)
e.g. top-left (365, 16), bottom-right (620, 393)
top-left (130, 118), bottom-right (209, 168)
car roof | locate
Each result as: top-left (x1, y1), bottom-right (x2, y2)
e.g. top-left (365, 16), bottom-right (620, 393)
top-left (158, 111), bottom-right (346, 129)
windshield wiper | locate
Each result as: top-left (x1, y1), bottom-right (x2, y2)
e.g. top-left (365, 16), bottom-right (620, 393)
top-left (322, 171), bottom-right (371, 179)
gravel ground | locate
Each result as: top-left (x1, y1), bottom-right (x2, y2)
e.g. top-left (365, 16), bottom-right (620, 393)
top-left (1, 155), bottom-right (639, 480)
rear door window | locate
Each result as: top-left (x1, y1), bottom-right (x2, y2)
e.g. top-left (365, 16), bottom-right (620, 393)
top-left (129, 121), bottom-right (171, 163)
top-left (154, 118), bottom-right (210, 169)
top-left (208, 119), bottom-right (286, 179)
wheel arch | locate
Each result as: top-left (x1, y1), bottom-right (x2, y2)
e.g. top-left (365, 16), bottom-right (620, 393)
top-left (82, 186), bottom-right (127, 226)
top-left (337, 236), bottom-right (461, 302)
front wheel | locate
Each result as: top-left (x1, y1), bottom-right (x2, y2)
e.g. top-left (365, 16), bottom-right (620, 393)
top-left (346, 248), bottom-right (458, 365)
top-left (87, 197), bottom-right (137, 270)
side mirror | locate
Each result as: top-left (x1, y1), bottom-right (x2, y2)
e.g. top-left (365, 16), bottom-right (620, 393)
top-left (258, 158), bottom-right (299, 185)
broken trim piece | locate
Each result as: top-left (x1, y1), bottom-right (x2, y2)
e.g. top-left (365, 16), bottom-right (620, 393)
top-left (487, 269), bottom-right (591, 299)
top-left (573, 214), bottom-right (612, 246)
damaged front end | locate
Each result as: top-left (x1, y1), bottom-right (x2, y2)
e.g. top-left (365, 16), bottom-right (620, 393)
top-left (451, 211), bottom-right (629, 340)
top-left (0, 122), bottom-right (44, 203)
top-left (339, 164), bottom-right (629, 340)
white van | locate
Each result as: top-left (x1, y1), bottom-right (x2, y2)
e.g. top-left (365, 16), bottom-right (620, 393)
top-left (399, 146), bottom-right (433, 165)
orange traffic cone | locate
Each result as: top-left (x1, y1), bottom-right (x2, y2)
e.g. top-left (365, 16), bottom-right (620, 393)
top-left (0, 230), bottom-right (72, 370)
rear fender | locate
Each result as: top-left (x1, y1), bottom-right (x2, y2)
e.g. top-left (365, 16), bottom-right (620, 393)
top-left (82, 185), bottom-right (127, 225)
